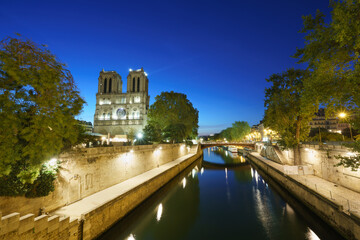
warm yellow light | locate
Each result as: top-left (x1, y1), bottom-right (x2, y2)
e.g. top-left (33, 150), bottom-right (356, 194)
top-left (339, 112), bottom-right (346, 118)
top-left (156, 203), bottom-right (163, 221)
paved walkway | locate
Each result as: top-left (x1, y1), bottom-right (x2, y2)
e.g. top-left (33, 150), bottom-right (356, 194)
top-left (250, 152), bottom-right (360, 216)
top-left (53, 153), bottom-right (196, 221)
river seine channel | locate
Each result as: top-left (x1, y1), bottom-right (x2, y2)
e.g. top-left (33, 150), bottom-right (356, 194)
top-left (98, 147), bottom-right (344, 240)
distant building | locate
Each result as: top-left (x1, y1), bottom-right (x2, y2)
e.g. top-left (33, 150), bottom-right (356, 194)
top-left (93, 68), bottom-right (150, 137)
top-left (78, 120), bottom-right (93, 133)
top-left (309, 108), bottom-right (349, 133)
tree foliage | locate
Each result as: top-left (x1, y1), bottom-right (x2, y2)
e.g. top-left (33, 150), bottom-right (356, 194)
top-left (294, 0), bottom-right (360, 111)
top-left (230, 121), bottom-right (251, 141)
top-left (146, 91), bottom-right (199, 142)
top-left (264, 69), bottom-right (314, 148)
top-left (0, 36), bottom-right (84, 184)
top-left (264, 69), bottom-right (315, 164)
top-left (219, 127), bottom-right (232, 141)
top-left (216, 121), bottom-right (251, 141)
top-left (143, 124), bottom-right (162, 143)
top-left (335, 141), bottom-right (360, 171)
top-left (293, 1), bottom-right (360, 169)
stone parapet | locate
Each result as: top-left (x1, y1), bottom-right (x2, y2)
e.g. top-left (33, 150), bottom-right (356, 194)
top-left (0, 212), bottom-right (80, 240)
top-left (0, 144), bottom-right (191, 216)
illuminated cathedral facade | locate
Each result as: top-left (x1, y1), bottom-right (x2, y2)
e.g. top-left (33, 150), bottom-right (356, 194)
top-left (93, 68), bottom-right (150, 137)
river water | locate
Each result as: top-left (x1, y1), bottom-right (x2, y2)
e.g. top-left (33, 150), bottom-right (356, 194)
top-left (99, 147), bottom-right (344, 240)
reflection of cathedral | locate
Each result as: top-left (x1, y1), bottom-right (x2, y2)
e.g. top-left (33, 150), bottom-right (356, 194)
top-left (93, 68), bottom-right (150, 136)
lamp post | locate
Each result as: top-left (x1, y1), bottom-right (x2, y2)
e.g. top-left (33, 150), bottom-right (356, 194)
top-left (339, 112), bottom-right (353, 141)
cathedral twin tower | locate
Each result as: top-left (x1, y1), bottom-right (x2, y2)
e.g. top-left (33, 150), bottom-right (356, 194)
top-left (94, 68), bottom-right (150, 137)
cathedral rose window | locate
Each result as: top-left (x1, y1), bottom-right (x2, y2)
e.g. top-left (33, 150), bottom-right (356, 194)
top-left (117, 108), bottom-right (126, 119)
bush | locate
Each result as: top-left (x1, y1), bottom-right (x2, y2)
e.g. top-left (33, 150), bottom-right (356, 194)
top-left (0, 161), bottom-right (58, 198)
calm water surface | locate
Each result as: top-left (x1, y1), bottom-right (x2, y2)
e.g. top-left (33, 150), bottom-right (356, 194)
top-left (99, 147), bottom-right (344, 240)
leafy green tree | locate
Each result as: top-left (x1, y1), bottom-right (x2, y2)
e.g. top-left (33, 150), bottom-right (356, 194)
top-left (294, 0), bottom-right (360, 112)
top-left (230, 121), bottom-right (251, 141)
top-left (0, 36), bottom-right (84, 185)
top-left (308, 127), bottom-right (328, 138)
top-left (127, 128), bottom-right (136, 145)
top-left (163, 123), bottom-right (187, 143)
top-left (143, 124), bottom-right (162, 143)
top-left (220, 128), bottom-right (232, 141)
top-left (335, 141), bottom-right (360, 171)
top-left (147, 91), bottom-right (199, 141)
top-left (294, 1), bottom-right (360, 169)
top-left (264, 69), bottom-right (315, 164)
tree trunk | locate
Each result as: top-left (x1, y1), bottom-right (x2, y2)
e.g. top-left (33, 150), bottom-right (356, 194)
top-left (293, 145), bottom-right (301, 165)
top-left (294, 116), bottom-right (302, 165)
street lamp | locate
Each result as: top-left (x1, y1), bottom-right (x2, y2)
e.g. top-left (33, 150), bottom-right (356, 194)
top-left (339, 112), bottom-right (353, 141)
top-left (137, 133), bottom-right (143, 139)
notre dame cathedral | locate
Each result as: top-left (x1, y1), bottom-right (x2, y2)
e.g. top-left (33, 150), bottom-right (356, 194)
top-left (93, 68), bottom-right (150, 137)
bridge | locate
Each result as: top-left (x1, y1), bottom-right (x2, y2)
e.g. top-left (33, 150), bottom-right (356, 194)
top-left (201, 142), bottom-right (255, 150)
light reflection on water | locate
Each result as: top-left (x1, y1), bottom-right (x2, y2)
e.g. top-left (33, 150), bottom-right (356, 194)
top-left (99, 147), bottom-right (344, 240)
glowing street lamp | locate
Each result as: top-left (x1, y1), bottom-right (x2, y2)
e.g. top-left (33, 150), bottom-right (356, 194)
top-left (137, 133), bottom-right (143, 139)
top-left (339, 112), bottom-right (353, 140)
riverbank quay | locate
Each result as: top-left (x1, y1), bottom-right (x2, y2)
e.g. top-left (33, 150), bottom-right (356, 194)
top-left (53, 144), bottom-right (202, 240)
top-left (247, 152), bottom-right (360, 240)
top-left (0, 144), bottom-right (202, 240)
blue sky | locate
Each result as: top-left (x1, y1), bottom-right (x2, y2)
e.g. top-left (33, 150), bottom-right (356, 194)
top-left (0, 0), bottom-right (331, 135)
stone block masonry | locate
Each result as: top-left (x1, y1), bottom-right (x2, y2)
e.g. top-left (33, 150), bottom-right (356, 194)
top-left (0, 143), bottom-right (191, 216)
top-left (0, 212), bottom-right (80, 240)
top-left (0, 144), bottom-right (202, 239)
top-left (247, 152), bottom-right (360, 240)
top-left (54, 144), bottom-right (202, 240)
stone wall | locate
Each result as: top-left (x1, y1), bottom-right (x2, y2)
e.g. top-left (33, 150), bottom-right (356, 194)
top-left (301, 144), bottom-right (360, 193)
top-left (0, 212), bottom-right (80, 240)
top-left (81, 145), bottom-right (202, 240)
top-left (248, 153), bottom-right (360, 240)
top-left (255, 142), bottom-right (360, 192)
top-left (0, 144), bottom-right (191, 216)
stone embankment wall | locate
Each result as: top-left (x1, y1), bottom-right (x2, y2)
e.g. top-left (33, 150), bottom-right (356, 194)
top-left (247, 153), bottom-right (360, 240)
top-left (255, 142), bottom-right (360, 193)
top-left (0, 144), bottom-right (191, 216)
top-left (0, 144), bottom-right (202, 240)
top-left (80, 145), bottom-right (202, 240)
top-left (0, 212), bottom-right (80, 240)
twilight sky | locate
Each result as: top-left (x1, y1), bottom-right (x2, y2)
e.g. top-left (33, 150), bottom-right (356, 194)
top-left (0, 0), bottom-right (331, 135)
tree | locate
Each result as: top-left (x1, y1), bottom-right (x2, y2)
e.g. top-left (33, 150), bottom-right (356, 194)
top-left (147, 91), bottom-right (199, 141)
top-left (264, 69), bottom-right (315, 164)
top-left (335, 141), bottom-right (360, 171)
top-left (0, 36), bottom-right (84, 185)
top-left (308, 127), bottom-right (328, 138)
top-left (230, 121), bottom-right (251, 141)
top-left (294, 0), bottom-right (360, 112)
top-left (127, 128), bottom-right (136, 145)
top-left (143, 124), bottom-right (162, 143)
top-left (294, 1), bottom-right (360, 169)
top-left (220, 128), bottom-right (232, 141)
top-left (163, 123), bottom-right (187, 143)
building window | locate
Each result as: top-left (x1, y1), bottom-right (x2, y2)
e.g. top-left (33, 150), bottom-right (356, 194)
top-left (135, 111), bottom-right (140, 119)
top-left (133, 77), bottom-right (135, 92)
top-left (109, 78), bottom-right (112, 93)
top-left (103, 78), bottom-right (107, 93)
top-left (137, 77), bottom-right (140, 92)
top-left (120, 97), bottom-right (126, 104)
top-left (134, 96), bottom-right (140, 103)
